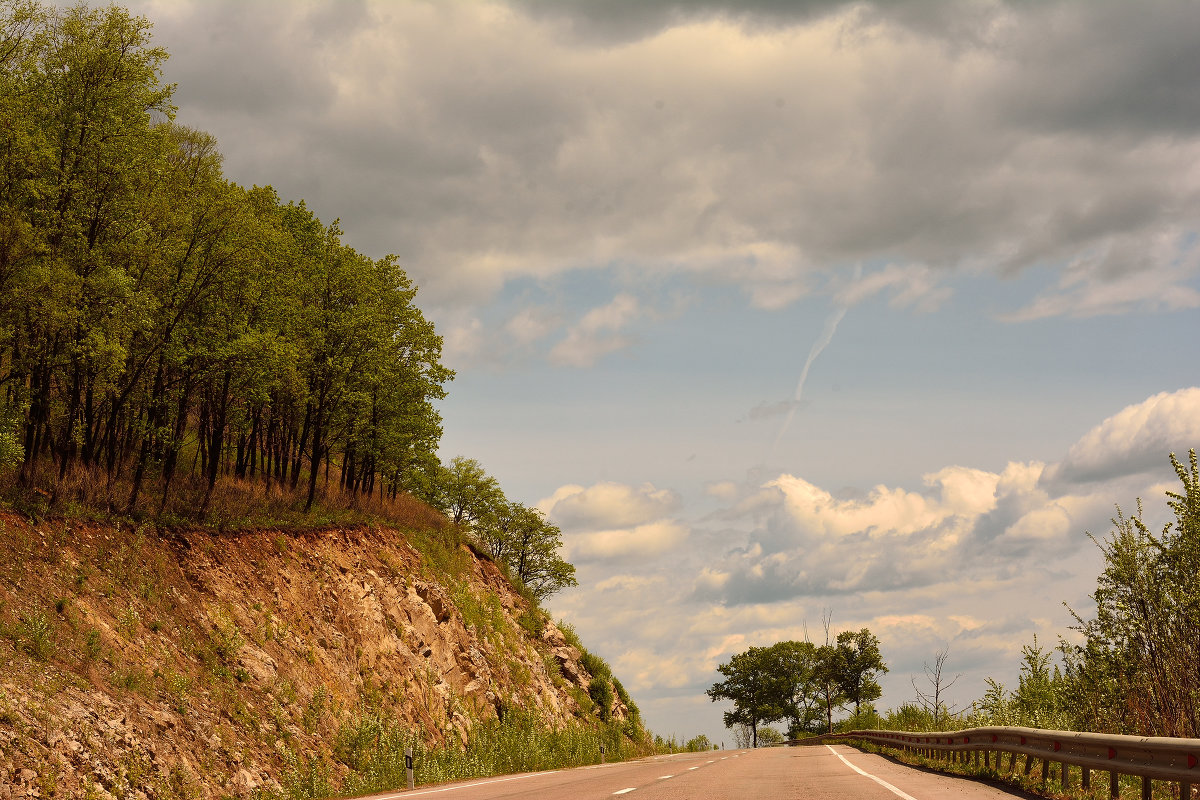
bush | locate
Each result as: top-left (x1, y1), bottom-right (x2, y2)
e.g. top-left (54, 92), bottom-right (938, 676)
top-left (588, 678), bottom-right (614, 721)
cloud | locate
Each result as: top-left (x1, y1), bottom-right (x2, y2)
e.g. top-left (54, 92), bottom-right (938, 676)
top-left (541, 480), bottom-right (688, 562)
top-left (504, 305), bottom-right (561, 346)
top-left (541, 480), bottom-right (681, 528)
top-left (1042, 387), bottom-right (1200, 486)
top-left (695, 390), bottom-right (1200, 606)
top-left (130, 0), bottom-right (1200, 324)
top-left (566, 520), bottom-right (690, 562)
top-left (549, 294), bottom-right (641, 367)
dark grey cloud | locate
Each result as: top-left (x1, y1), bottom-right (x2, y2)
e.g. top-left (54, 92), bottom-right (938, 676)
top-left (119, 0), bottom-right (1200, 324)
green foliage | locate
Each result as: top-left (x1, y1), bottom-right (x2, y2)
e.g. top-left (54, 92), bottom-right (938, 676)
top-left (588, 677), bottom-right (614, 721)
top-left (17, 608), bottom-right (53, 659)
top-left (833, 628), bottom-right (888, 718)
top-left (966, 638), bottom-right (1075, 730)
top-left (0, 1), bottom-right (452, 521)
top-left (1058, 451), bottom-right (1200, 736)
top-left (684, 733), bottom-right (714, 752)
top-left (580, 650), bottom-right (611, 681)
top-left (429, 458), bottom-right (578, 603)
top-left (707, 644), bottom-right (791, 747)
top-left (711, 632), bottom-right (888, 743)
top-left (334, 707), bottom-right (650, 796)
top-left (756, 727), bottom-right (785, 745)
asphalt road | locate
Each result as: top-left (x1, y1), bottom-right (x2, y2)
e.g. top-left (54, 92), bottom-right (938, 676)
top-left (354, 744), bottom-right (1033, 800)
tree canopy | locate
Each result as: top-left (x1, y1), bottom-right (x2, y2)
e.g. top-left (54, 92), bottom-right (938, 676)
top-left (709, 632), bottom-right (887, 743)
top-left (0, 1), bottom-right (452, 518)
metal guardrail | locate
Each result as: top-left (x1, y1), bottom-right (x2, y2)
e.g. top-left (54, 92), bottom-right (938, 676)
top-left (793, 726), bottom-right (1200, 799)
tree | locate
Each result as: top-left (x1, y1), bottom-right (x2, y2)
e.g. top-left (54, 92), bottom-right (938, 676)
top-left (767, 640), bottom-right (823, 737)
top-left (438, 456), bottom-right (502, 527)
top-left (478, 500), bottom-right (577, 601)
top-left (833, 628), bottom-right (888, 719)
top-left (707, 646), bottom-right (790, 748)
top-left (912, 647), bottom-right (960, 727)
top-left (813, 643), bottom-right (846, 734)
top-left (1063, 451), bottom-right (1200, 737)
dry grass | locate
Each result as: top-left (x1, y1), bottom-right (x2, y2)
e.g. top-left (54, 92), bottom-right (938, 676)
top-left (1, 461), bottom-right (448, 534)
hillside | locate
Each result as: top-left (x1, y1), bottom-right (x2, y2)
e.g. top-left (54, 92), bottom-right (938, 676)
top-left (0, 510), bottom-right (641, 799)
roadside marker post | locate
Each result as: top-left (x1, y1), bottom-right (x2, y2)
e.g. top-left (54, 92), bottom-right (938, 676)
top-left (405, 748), bottom-right (415, 790)
top-left (600, 744), bottom-right (606, 765)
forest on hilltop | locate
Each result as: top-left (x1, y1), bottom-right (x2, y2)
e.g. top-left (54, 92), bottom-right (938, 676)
top-left (0, 1), bottom-right (453, 521)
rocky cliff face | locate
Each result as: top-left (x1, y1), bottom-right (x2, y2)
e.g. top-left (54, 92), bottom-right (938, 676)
top-left (0, 511), bottom-right (629, 799)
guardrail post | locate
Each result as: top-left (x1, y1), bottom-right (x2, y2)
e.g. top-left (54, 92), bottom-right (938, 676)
top-left (1082, 766), bottom-right (1090, 791)
top-left (1182, 780), bottom-right (1191, 799)
top-left (1025, 754), bottom-right (1035, 777)
top-left (1141, 777), bottom-right (1151, 800)
top-left (1040, 758), bottom-right (1049, 786)
top-left (1061, 761), bottom-right (1070, 790)
top-left (1110, 770), bottom-right (1119, 799)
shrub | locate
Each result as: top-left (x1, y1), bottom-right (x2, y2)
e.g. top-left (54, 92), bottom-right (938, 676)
top-left (18, 610), bottom-right (53, 660)
top-left (588, 678), bottom-right (614, 721)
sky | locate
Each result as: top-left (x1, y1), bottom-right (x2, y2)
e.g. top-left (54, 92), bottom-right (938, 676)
top-left (117, 0), bottom-right (1200, 745)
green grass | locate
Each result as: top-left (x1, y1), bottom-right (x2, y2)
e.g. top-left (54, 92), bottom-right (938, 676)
top-left (331, 707), bottom-right (650, 797)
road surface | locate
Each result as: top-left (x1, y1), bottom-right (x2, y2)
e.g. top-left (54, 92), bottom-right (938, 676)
top-left (355, 744), bottom-right (1033, 800)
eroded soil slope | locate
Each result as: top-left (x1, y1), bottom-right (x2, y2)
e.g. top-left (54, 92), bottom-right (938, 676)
top-left (0, 512), bottom-right (619, 798)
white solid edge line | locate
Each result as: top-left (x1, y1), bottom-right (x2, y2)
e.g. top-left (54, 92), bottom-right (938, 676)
top-left (658, 775), bottom-right (673, 779)
top-left (825, 745), bottom-right (920, 800)
top-left (614, 788), bottom-right (637, 795)
top-left (379, 769), bottom-right (562, 798)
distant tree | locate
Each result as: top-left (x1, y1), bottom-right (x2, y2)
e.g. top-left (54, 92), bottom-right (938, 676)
top-left (912, 647), bottom-right (960, 727)
top-left (767, 640), bottom-right (823, 736)
top-left (813, 643), bottom-right (846, 734)
top-left (834, 628), bottom-right (888, 720)
top-left (756, 727), bottom-right (785, 746)
top-left (708, 646), bottom-right (789, 748)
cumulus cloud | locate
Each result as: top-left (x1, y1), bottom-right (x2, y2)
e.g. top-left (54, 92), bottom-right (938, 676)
top-left (540, 480), bottom-right (680, 528)
top-left (1042, 387), bottom-right (1200, 486)
top-left (541, 480), bottom-right (688, 563)
top-left (695, 390), bottom-right (1200, 605)
top-left (566, 520), bottom-right (689, 562)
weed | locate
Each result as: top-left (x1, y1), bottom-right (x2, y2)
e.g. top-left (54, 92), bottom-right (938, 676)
top-left (116, 605), bottom-right (141, 639)
top-left (210, 612), bottom-right (244, 667)
top-left (337, 707), bottom-right (652, 795)
top-left (0, 690), bottom-right (17, 725)
top-left (54, 597), bottom-right (67, 615)
top-left (302, 686), bottom-right (328, 734)
top-left (279, 749), bottom-right (334, 800)
top-left (162, 669), bottom-right (191, 714)
top-left (112, 665), bottom-right (149, 692)
top-left (18, 609), bottom-right (54, 660)
top-left (517, 609), bottom-right (545, 638)
top-left (81, 628), bottom-right (102, 664)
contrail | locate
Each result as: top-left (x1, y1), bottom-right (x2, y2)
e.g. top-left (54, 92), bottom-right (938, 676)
top-left (773, 265), bottom-right (861, 451)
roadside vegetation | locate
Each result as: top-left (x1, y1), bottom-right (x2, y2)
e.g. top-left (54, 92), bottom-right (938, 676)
top-left (877, 451), bottom-right (1200, 740)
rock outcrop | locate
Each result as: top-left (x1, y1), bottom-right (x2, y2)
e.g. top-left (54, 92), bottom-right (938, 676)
top-left (0, 512), bottom-right (626, 798)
